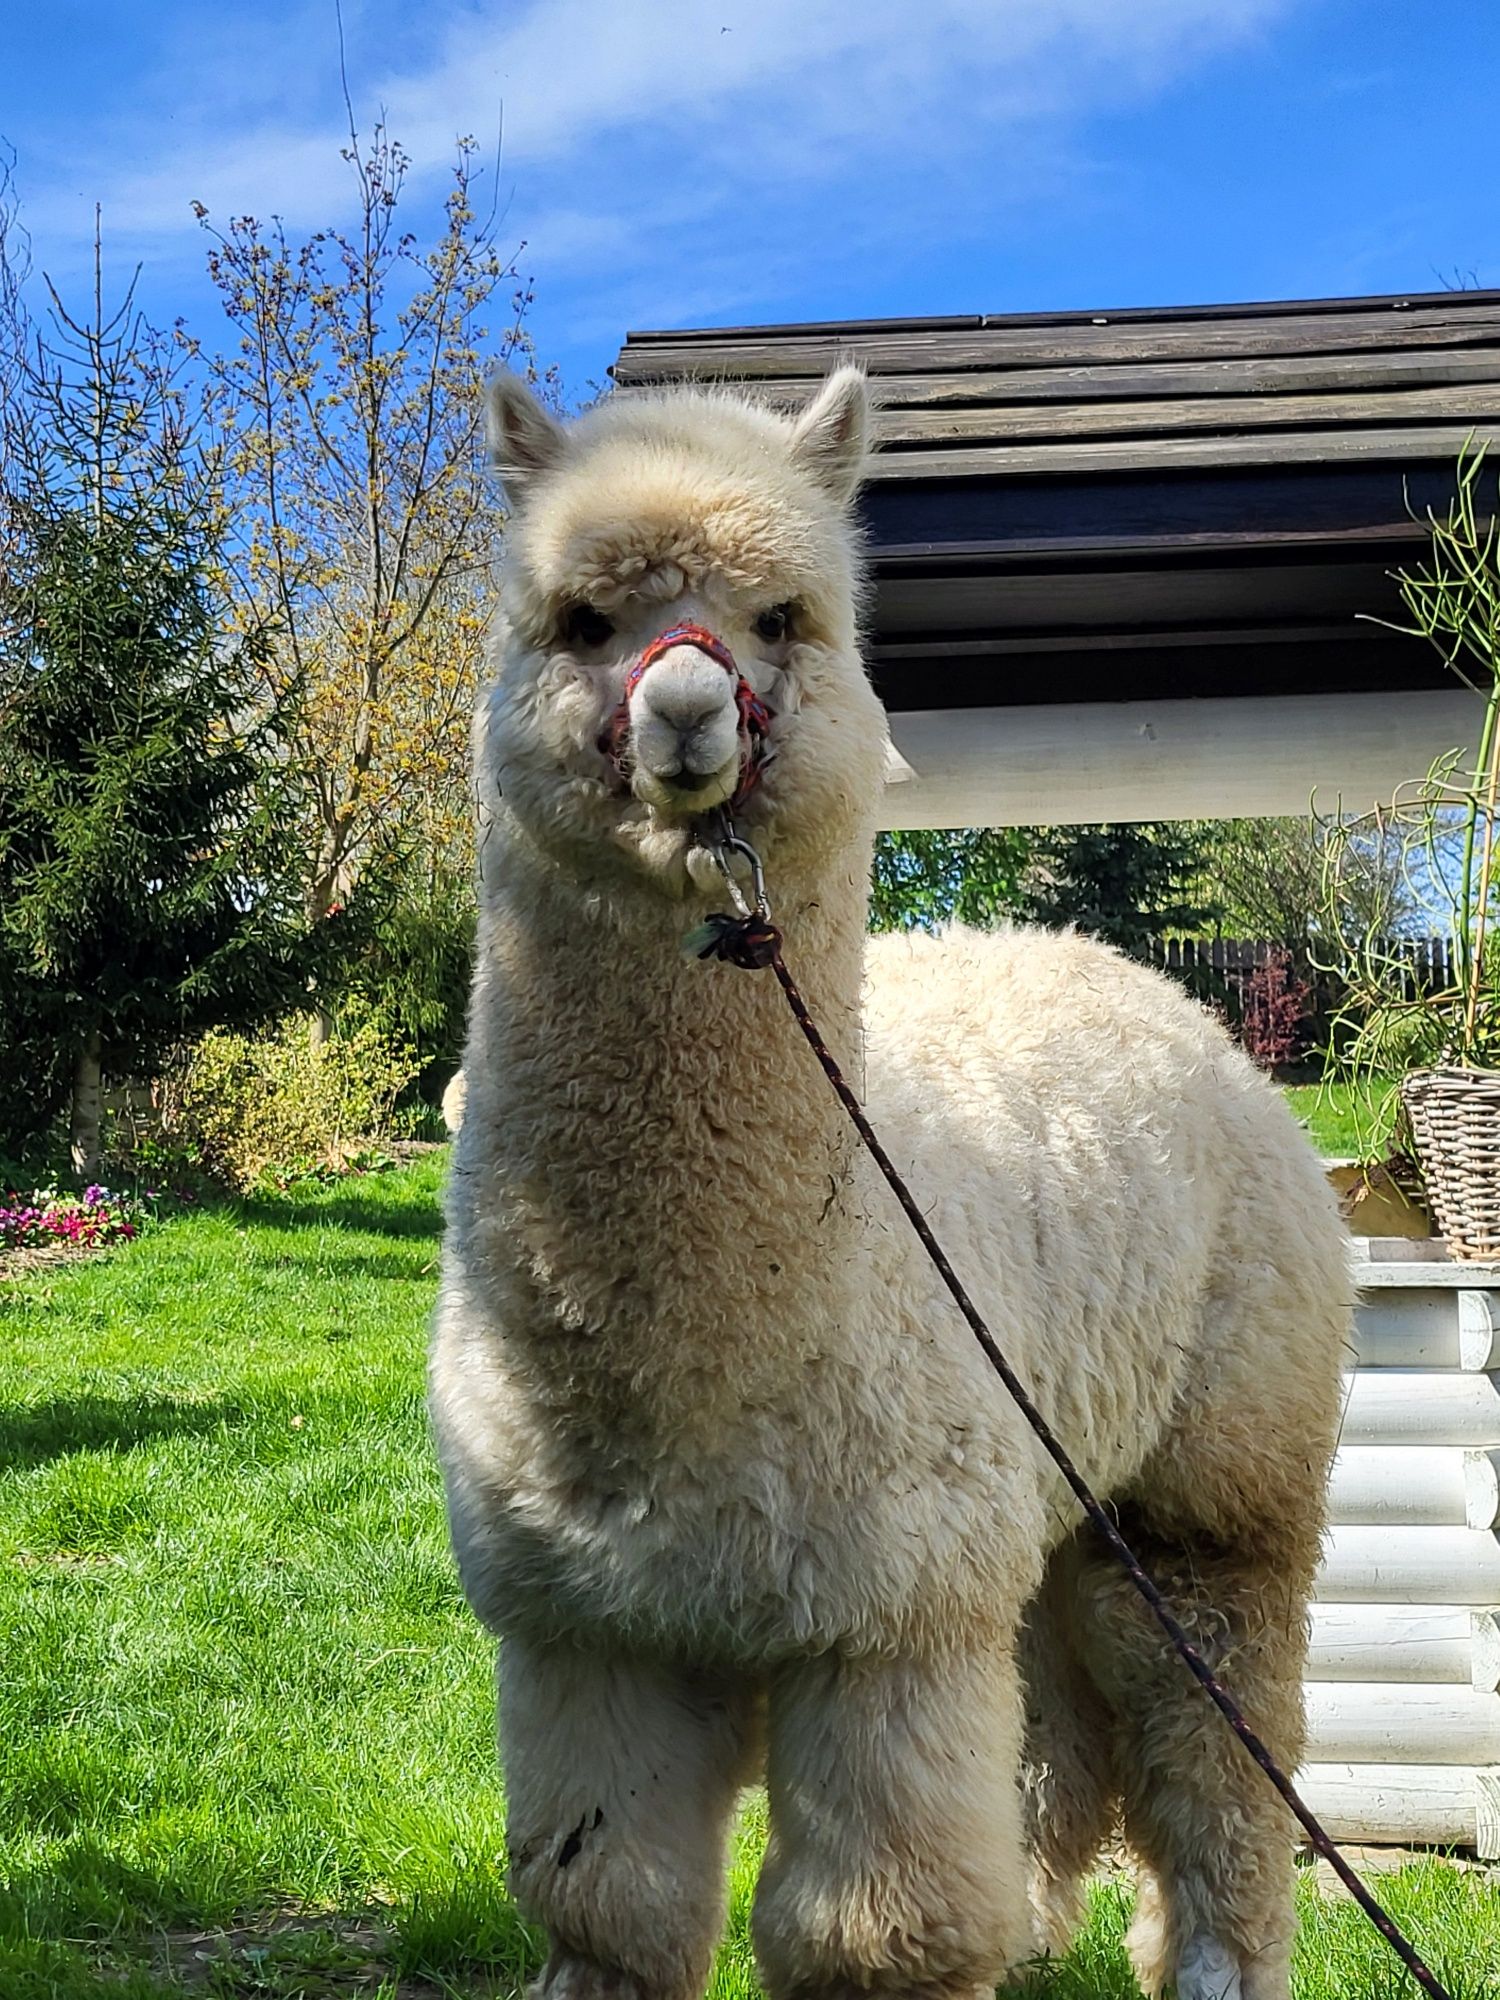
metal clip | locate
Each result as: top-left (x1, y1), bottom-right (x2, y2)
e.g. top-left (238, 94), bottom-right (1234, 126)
top-left (703, 808), bottom-right (771, 920)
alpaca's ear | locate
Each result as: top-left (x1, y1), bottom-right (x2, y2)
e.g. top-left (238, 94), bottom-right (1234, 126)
top-left (486, 371), bottom-right (570, 491)
top-left (789, 365), bottom-right (868, 506)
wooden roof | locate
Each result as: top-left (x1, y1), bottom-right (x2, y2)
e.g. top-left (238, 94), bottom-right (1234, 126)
top-left (613, 289), bottom-right (1500, 484)
top-left (610, 291), bottom-right (1500, 733)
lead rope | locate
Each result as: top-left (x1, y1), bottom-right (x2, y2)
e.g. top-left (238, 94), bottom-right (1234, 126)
top-left (689, 821), bottom-right (1454, 2000)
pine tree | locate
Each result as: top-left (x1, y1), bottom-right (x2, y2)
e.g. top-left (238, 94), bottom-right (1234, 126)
top-left (1023, 822), bottom-right (1216, 959)
top-left (0, 225), bottom-right (346, 1173)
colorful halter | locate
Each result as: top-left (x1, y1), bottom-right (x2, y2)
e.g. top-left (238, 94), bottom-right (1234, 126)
top-left (599, 623), bottom-right (774, 808)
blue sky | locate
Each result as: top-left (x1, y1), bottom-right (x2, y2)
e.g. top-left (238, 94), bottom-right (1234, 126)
top-left (3, 0), bottom-right (1498, 399)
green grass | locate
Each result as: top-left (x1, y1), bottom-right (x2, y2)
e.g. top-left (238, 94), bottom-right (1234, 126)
top-left (2, 1158), bottom-right (1495, 1997)
top-left (1282, 1077), bottom-right (1398, 1159)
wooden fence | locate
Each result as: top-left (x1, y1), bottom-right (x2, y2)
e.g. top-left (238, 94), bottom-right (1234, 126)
top-left (1148, 936), bottom-right (1458, 1027)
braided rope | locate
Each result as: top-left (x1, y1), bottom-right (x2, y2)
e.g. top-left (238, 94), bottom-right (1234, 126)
top-left (692, 908), bottom-right (1455, 2000)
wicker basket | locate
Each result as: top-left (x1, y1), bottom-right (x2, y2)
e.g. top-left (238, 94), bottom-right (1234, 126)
top-left (1399, 1067), bottom-right (1500, 1261)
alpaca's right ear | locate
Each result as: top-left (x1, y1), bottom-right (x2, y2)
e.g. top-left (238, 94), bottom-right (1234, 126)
top-left (486, 372), bottom-right (570, 492)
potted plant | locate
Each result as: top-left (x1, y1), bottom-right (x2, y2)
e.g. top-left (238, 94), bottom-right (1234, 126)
top-left (1319, 446), bottom-right (1500, 1259)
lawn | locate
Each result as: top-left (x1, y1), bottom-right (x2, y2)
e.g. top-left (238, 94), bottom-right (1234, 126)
top-left (2, 1157), bottom-right (1494, 1998)
top-left (1282, 1077), bottom-right (1398, 1159)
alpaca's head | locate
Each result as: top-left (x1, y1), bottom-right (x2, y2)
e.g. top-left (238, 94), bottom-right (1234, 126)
top-left (479, 368), bottom-right (889, 897)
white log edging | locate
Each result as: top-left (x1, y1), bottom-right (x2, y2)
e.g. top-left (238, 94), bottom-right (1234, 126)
top-left (1352, 1289), bottom-right (1500, 1369)
top-left (1354, 1256), bottom-right (1500, 1289)
top-left (1477, 1612), bottom-right (1500, 1695)
top-left (1317, 1525), bottom-right (1500, 1604)
top-left (1461, 1291), bottom-right (1500, 1371)
top-left (1308, 1604), bottom-right (1478, 1684)
top-left (1467, 1451), bottom-right (1500, 1532)
top-left (1304, 1682), bottom-right (1500, 1764)
top-left (1328, 1447), bottom-right (1469, 1526)
top-left (1338, 1371), bottom-right (1500, 1448)
top-left (1296, 1763), bottom-right (1500, 1854)
top-left (1303, 1253), bottom-right (1500, 1847)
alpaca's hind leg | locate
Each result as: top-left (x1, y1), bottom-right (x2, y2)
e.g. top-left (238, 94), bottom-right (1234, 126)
top-left (1075, 1529), bottom-right (1314, 2000)
top-left (753, 1642), bottom-right (1030, 2000)
top-left (500, 1633), bottom-right (759, 2000)
top-left (1020, 1537), bottom-right (1120, 1957)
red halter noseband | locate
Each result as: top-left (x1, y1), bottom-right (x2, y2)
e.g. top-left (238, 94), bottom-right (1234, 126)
top-left (599, 623), bottom-right (774, 807)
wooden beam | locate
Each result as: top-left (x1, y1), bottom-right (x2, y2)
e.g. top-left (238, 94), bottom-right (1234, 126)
top-left (859, 462), bottom-right (1467, 562)
top-left (1308, 1605), bottom-right (1480, 1684)
top-left (1341, 1370), bottom-right (1500, 1449)
top-left (862, 383), bottom-right (1500, 448)
top-left (619, 306), bottom-right (1500, 380)
top-left (1318, 1526), bottom-right (1500, 1605)
top-left (873, 561), bottom-right (1401, 637)
top-left (877, 687), bottom-right (1484, 830)
top-left (864, 423), bottom-right (1500, 481)
top-left (1296, 1764), bottom-right (1500, 1854)
top-left (1305, 1684), bottom-right (1500, 1765)
top-left (652, 349), bottom-right (1500, 409)
top-left (868, 524), bottom-right (1437, 568)
top-left (874, 638), bottom-right (1448, 719)
top-left (1354, 1289), bottom-right (1499, 1369)
top-left (1328, 1449), bottom-right (1470, 1528)
top-left (620, 287), bottom-right (1500, 345)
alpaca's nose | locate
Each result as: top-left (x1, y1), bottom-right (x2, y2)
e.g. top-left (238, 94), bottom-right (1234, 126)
top-left (628, 647), bottom-right (742, 812)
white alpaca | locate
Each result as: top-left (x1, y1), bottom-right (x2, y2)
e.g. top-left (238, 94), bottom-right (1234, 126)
top-left (430, 368), bottom-right (1349, 2000)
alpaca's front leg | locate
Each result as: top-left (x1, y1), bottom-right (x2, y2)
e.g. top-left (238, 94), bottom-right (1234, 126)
top-left (500, 1632), bottom-right (758, 2000)
top-left (753, 1643), bottom-right (1030, 2000)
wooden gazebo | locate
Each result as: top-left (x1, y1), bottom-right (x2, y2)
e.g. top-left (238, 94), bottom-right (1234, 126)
top-left (612, 289), bottom-right (1500, 829)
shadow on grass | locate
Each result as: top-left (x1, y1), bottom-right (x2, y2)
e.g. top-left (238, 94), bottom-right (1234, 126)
top-left (236, 1189), bottom-right (443, 1244)
top-left (0, 1395), bottom-right (242, 1472)
top-left (0, 1837), bottom-right (534, 1997)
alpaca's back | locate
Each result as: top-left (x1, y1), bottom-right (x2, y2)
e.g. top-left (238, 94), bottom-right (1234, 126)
top-left (860, 922), bottom-right (1349, 1539)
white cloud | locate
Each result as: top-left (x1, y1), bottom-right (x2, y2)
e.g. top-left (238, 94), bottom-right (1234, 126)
top-left (8, 0), bottom-right (1297, 374)
top-left (382, 0), bottom-right (1284, 169)
top-left (22, 0), bottom-right (1289, 239)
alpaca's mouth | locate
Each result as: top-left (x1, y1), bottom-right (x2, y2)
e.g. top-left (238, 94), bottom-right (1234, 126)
top-left (631, 754), bottom-right (742, 817)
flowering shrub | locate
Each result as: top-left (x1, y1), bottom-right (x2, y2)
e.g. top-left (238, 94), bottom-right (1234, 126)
top-left (156, 1014), bottom-right (418, 1192)
top-left (0, 1183), bottom-right (149, 1252)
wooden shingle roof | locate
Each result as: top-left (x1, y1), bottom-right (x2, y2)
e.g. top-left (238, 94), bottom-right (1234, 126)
top-left (610, 291), bottom-right (1500, 789)
top-left (612, 289), bottom-right (1500, 485)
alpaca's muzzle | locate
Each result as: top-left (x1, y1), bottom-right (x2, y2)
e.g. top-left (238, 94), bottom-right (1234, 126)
top-left (600, 624), bottom-right (773, 817)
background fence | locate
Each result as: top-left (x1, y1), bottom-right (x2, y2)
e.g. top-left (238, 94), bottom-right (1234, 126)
top-left (1146, 936), bottom-right (1458, 1062)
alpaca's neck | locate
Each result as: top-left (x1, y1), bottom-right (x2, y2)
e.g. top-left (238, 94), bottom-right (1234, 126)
top-left (485, 827), bottom-right (871, 1120)
top-left (471, 822), bottom-right (875, 1436)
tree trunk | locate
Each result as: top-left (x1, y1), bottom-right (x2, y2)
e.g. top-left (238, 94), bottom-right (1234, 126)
top-left (69, 1027), bottom-right (103, 1181)
top-left (306, 842), bottom-right (355, 1049)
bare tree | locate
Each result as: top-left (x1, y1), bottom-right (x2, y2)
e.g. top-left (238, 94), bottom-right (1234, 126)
top-left (193, 122), bottom-right (545, 925)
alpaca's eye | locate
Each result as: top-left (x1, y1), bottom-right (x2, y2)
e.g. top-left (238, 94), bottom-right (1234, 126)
top-left (755, 604), bottom-right (793, 643)
top-left (563, 603), bottom-right (614, 649)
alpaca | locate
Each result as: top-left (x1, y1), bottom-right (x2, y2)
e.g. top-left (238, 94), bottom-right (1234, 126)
top-left (441, 1067), bottom-right (467, 1134)
top-left (430, 366), bottom-right (1350, 2000)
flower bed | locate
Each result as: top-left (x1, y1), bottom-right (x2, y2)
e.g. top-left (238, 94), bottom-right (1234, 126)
top-left (0, 1183), bottom-right (149, 1255)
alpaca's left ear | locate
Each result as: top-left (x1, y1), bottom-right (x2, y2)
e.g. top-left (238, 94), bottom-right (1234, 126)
top-left (789, 365), bottom-right (868, 506)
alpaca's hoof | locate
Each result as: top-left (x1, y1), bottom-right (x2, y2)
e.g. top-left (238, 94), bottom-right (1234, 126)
top-left (1174, 1935), bottom-right (1243, 2000)
top-left (531, 1949), bottom-right (650, 2000)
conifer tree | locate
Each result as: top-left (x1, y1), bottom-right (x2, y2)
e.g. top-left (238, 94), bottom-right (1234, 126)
top-left (0, 220), bottom-right (344, 1173)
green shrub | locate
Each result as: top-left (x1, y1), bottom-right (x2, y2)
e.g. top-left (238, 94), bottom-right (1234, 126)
top-left (339, 868), bottom-right (475, 1104)
top-left (157, 1015), bottom-right (419, 1192)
